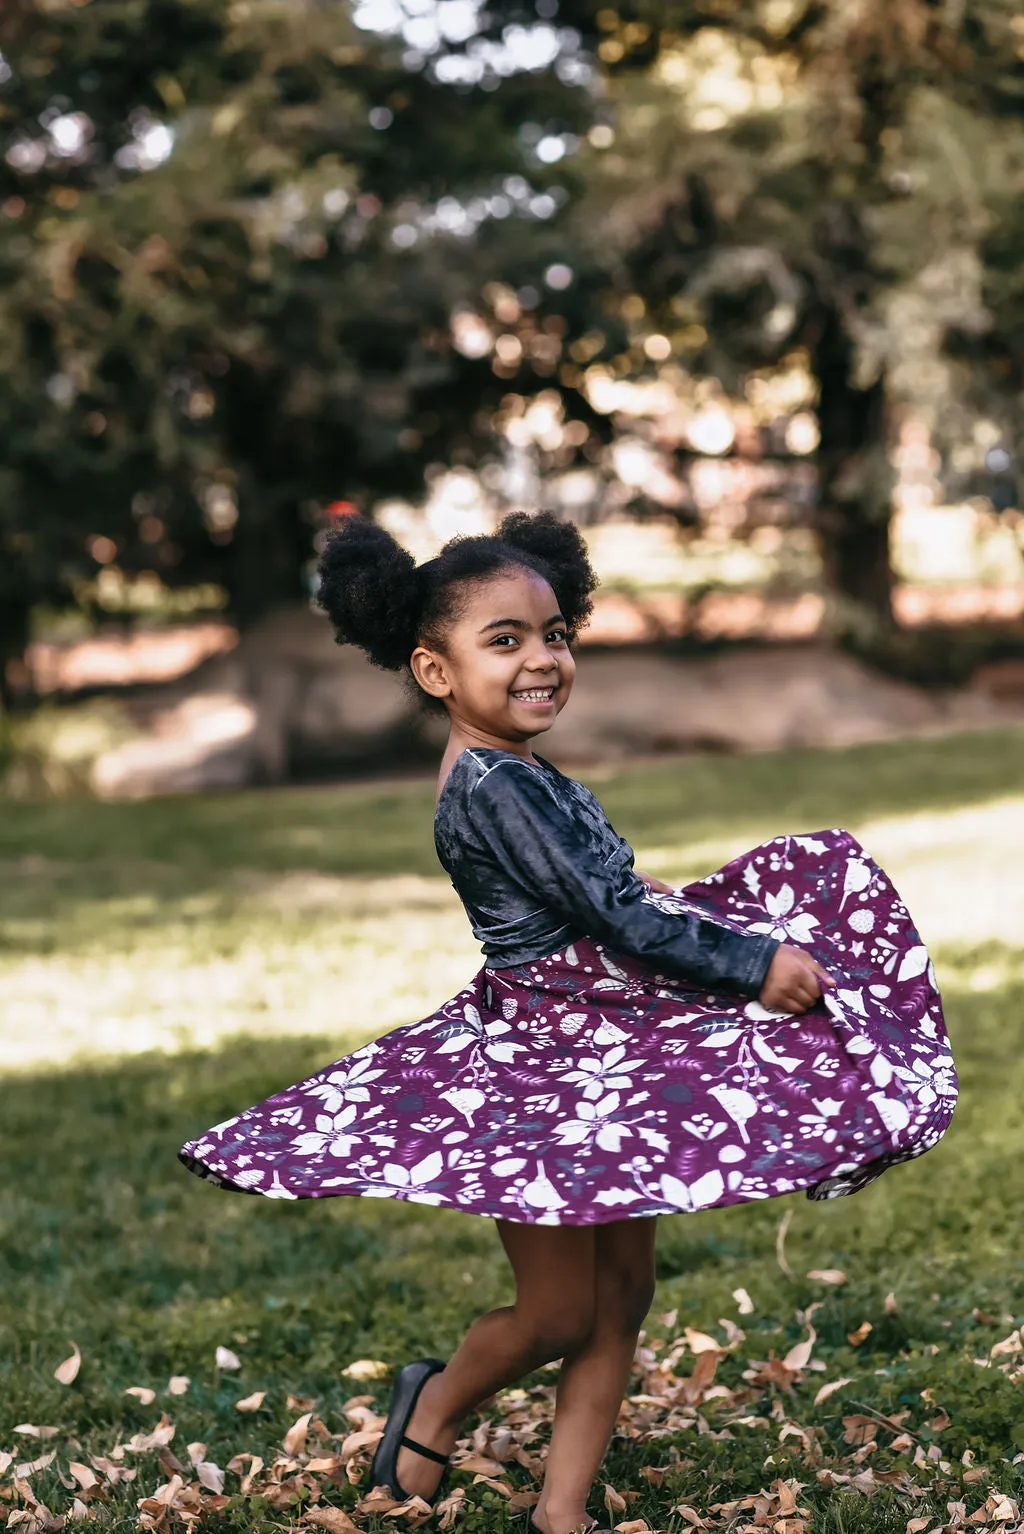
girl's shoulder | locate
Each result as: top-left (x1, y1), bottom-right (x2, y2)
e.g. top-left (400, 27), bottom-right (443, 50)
top-left (437, 747), bottom-right (557, 814)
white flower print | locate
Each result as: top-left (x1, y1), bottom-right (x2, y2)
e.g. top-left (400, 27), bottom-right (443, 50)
top-left (749, 883), bottom-right (820, 945)
top-left (370, 1150), bottom-right (446, 1206)
top-left (550, 1091), bottom-right (634, 1152)
top-left (305, 1053), bottom-right (385, 1112)
top-left (291, 1103), bottom-right (362, 1158)
top-left (559, 1044), bottom-right (644, 1101)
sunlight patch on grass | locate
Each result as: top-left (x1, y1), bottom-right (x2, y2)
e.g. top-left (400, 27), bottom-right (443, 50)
top-left (0, 868), bottom-right (475, 1070)
top-left (1, 737), bottom-right (1020, 1072)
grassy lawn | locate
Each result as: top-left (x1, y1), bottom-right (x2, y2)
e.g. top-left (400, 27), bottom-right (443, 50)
top-left (1, 729), bottom-right (1023, 1534)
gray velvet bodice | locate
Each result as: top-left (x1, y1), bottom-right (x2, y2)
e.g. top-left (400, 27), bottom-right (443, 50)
top-left (433, 748), bottom-right (777, 998)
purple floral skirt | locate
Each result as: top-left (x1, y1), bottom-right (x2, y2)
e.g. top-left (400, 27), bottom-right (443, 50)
top-left (179, 829), bottom-right (957, 1224)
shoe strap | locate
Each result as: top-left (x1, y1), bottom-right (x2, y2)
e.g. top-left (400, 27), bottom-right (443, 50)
top-left (399, 1433), bottom-right (449, 1467)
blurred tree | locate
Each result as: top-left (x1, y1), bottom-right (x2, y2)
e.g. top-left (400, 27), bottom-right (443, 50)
top-left (579, 0), bottom-right (1024, 640)
top-left (0, 0), bottom-right (596, 688)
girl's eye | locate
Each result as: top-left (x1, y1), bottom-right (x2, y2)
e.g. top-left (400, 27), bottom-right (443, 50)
top-left (547, 628), bottom-right (567, 643)
top-left (492, 634), bottom-right (518, 648)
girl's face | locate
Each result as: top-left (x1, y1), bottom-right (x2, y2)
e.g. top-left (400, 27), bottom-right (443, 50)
top-left (411, 567), bottom-right (575, 744)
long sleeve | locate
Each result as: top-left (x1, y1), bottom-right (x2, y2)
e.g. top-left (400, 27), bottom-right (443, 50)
top-left (467, 760), bottom-right (778, 999)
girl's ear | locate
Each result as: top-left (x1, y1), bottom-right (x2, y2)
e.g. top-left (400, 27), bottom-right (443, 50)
top-left (410, 645), bottom-right (452, 700)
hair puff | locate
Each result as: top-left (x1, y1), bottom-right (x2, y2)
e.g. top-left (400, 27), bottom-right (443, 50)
top-left (497, 510), bottom-right (598, 639)
top-left (315, 517), bottom-right (422, 671)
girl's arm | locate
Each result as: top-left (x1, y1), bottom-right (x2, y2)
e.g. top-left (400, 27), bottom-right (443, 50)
top-left (468, 762), bottom-right (778, 1000)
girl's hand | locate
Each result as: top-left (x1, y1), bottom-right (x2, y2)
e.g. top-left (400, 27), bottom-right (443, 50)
top-left (638, 871), bottom-right (675, 895)
top-left (760, 945), bottom-right (835, 1014)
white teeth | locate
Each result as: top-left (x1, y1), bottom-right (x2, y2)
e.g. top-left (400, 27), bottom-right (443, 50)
top-left (512, 688), bottom-right (555, 701)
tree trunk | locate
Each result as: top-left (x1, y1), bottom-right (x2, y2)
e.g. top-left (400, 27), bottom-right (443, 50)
top-left (811, 306), bottom-right (895, 638)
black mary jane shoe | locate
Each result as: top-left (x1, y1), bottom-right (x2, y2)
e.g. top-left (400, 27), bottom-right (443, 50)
top-left (370, 1358), bottom-right (448, 1500)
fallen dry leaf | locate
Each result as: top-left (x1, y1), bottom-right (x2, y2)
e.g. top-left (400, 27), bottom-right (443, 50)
top-left (89, 1457), bottom-right (136, 1486)
top-left (215, 1346), bottom-right (241, 1371)
top-left (884, 1291), bottom-right (899, 1315)
top-left (683, 1328), bottom-right (722, 1355)
top-left (54, 1344), bottom-right (82, 1386)
top-left (783, 1326), bottom-right (817, 1373)
top-left (66, 1466), bottom-right (98, 1494)
top-left (814, 1377), bottom-right (855, 1405)
top-left (196, 1463), bottom-right (225, 1495)
top-left (124, 1387), bottom-right (156, 1406)
top-left (288, 1394), bottom-right (316, 1411)
top-left (14, 1427), bottom-right (58, 1441)
top-left (305, 1508), bottom-right (360, 1534)
top-left (847, 1321), bottom-right (873, 1346)
top-left (807, 1269), bottom-right (847, 1286)
top-left (775, 1208), bottom-right (794, 1277)
top-left (235, 1392), bottom-right (266, 1413)
top-left (451, 1452), bottom-right (506, 1477)
top-left (15, 1451), bottom-right (58, 1478)
top-left (282, 1412), bottom-right (312, 1457)
top-left (165, 1377), bottom-right (189, 1397)
top-left (124, 1414), bottom-right (176, 1453)
top-left (990, 1329), bottom-right (1022, 1359)
top-left (434, 1489), bottom-right (466, 1531)
top-left (732, 1287), bottom-right (756, 1315)
top-left (604, 1483), bottom-right (628, 1516)
top-left (672, 1507), bottom-right (708, 1529)
top-left (340, 1359), bottom-right (391, 1381)
top-left (614, 1522), bottom-right (652, 1533)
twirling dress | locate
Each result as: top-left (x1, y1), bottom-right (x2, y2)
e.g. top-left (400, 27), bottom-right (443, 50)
top-left (179, 749), bottom-right (957, 1223)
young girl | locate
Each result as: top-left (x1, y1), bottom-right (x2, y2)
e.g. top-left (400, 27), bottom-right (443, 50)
top-left (180, 511), bottom-right (957, 1534)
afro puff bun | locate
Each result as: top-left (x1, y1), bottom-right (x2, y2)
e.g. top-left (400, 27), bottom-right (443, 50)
top-left (315, 509), bottom-right (599, 689)
top-left (315, 517), bottom-right (421, 672)
top-left (495, 510), bottom-right (597, 640)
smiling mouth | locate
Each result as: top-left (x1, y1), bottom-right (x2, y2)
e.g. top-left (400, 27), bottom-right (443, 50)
top-left (510, 686), bottom-right (557, 704)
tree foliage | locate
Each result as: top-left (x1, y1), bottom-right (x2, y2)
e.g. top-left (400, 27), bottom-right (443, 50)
top-left (1, 0), bottom-right (1023, 679)
top-left (0, 0), bottom-right (596, 666)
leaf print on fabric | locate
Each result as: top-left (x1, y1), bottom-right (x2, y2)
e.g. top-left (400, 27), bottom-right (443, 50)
top-left (440, 1088), bottom-right (487, 1125)
top-left (179, 827), bottom-right (957, 1227)
top-left (840, 855), bottom-right (873, 905)
top-left (522, 1162), bottom-right (567, 1211)
top-left (707, 1085), bottom-right (759, 1143)
top-left (897, 946), bottom-right (930, 982)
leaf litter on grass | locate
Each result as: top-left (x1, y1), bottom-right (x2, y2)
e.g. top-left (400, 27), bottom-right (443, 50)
top-left (4, 1319), bottom-right (1024, 1534)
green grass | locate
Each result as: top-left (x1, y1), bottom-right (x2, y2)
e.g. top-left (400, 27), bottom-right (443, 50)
top-left (1, 729), bottom-right (1024, 1532)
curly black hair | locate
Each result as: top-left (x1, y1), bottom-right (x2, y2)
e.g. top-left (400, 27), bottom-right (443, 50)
top-left (315, 510), bottom-right (598, 707)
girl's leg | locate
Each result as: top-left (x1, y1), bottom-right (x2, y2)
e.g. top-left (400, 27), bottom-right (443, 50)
top-left (532, 1218), bottom-right (658, 1534)
top-left (395, 1221), bottom-right (597, 1500)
